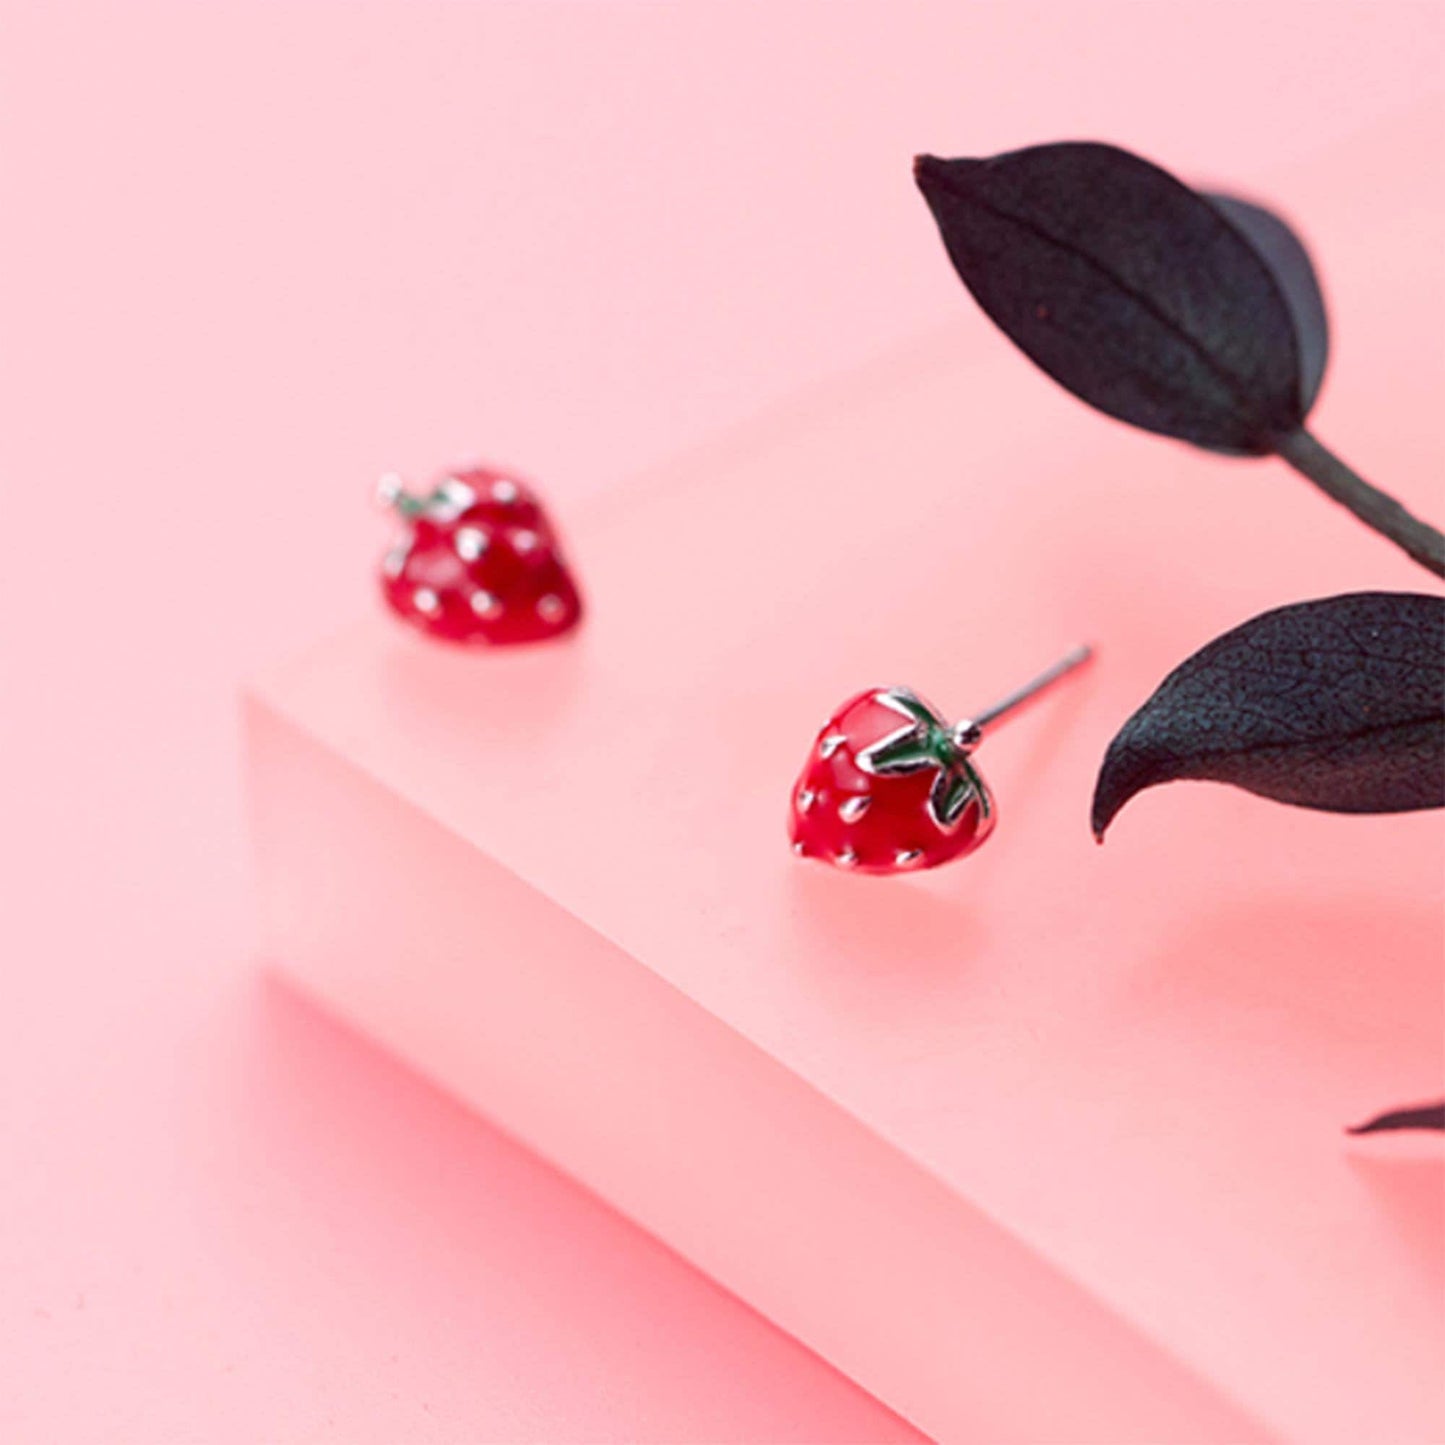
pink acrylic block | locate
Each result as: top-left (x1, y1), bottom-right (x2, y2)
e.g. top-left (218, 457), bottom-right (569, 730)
top-left (246, 314), bottom-right (1443, 1442)
top-left (245, 111), bottom-right (1445, 1441)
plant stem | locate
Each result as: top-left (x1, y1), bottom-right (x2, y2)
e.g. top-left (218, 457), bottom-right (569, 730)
top-left (1273, 429), bottom-right (1445, 578)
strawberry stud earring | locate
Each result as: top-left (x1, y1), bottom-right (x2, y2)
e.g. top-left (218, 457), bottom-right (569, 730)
top-left (789, 645), bottom-right (1093, 874)
top-left (376, 464), bottom-right (583, 645)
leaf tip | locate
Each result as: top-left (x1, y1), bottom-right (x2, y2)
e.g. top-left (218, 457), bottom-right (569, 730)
top-left (913, 153), bottom-right (980, 199)
top-left (912, 153), bottom-right (941, 190)
top-left (1345, 1102), bottom-right (1445, 1136)
top-left (1089, 762), bottom-right (1129, 843)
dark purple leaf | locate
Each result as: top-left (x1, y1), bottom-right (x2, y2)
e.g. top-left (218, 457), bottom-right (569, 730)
top-left (1205, 193), bottom-right (1328, 420)
top-left (1347, 1101), bottom-right (1445, 1135)
top-left (1092, 592), bottom-right (1445, 838)
top-left (914, 143), bottom-right (1307, 453)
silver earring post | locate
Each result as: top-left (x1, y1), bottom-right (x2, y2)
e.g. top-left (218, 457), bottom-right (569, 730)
top-left (953, 644), bottom-right (1094, 746)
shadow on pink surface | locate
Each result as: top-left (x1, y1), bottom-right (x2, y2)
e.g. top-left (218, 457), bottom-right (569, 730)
top-left (1137, 897), bottom-right (1444, 1063)
top-left (1345, 1153), bottom-right (1445, 1296)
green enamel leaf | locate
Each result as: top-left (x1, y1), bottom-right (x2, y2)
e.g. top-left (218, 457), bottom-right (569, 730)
top-left (884, 688), bottom-right (945, 727)
top-left (931, 768), bottom-right (976, 828)
top-left (858, 724), bottom-right (937, 776)
top-left (960, 755), bottom-right (993, 820)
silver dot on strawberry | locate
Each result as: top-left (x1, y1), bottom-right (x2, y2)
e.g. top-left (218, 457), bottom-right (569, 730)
top-left (376, 465), bottom-right (583, 646)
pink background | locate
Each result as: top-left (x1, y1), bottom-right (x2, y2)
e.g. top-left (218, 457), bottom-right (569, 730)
top-left (3, 2), bottom-right (1443, 1440)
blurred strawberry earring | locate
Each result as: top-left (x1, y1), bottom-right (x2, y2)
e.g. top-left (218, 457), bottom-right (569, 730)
top-left (376, 464), bottom-right (583, 645)
top-left (789, 645), bottom-right (1093, 874)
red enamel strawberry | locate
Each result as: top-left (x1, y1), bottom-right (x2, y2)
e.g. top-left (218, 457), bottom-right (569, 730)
top-left (789, 687), bottom-right (996, 874)
top-left (377, 464), bottom-right (583, 645)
